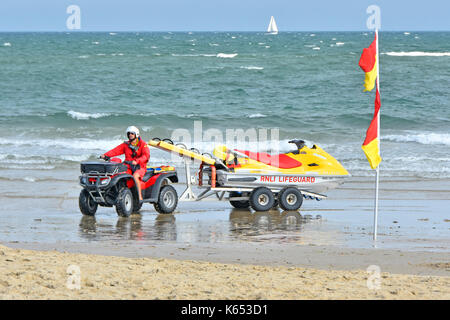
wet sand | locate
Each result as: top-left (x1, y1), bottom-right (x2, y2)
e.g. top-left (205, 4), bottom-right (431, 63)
top-left (0, 168), bottom-right (449, 299)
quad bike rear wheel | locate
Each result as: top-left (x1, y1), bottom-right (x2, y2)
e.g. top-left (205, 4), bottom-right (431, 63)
top-left (115, 187), bottom-right (134, 217)
top-left (79, 189), bottom-right (98, 216)
top-left (154, 185), bottom-right (178, 214)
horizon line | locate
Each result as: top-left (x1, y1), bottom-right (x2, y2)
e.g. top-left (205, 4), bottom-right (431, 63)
top-left (1, 29), bottom-right (449, 33)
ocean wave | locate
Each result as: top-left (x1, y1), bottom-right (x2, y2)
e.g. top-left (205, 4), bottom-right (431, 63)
top-left (384, 52), bottom-right (450, 57)
top-left (312, 47), bottom-right (320, 50)
top-left (384, 133), bottom-right (450, 146)
top-left (67, 110), bottom-right (110, 120)
top-left (0, 137), bottom-right (122, 151)
top-left (3, 42), bottom-right (11, 47)
top-left (240, 66), bottom-right (264, 70)
top-left (335, 42), bottom-right (345, 46)
top-left (217, 53), bottom-right (238, 58)
top-left (248, 113), bottom-right (267, 118)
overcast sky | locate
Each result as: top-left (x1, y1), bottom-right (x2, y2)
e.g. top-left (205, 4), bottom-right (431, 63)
top-left (0, 0), bottom-right (449, 31)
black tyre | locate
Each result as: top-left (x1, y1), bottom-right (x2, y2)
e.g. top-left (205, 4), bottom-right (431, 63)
top-left (79, 189), bottom-right (98, 216)
top-left (132, 199), bottom-right (143, 214)
top-left (229, 191), bottom-right (250, 209)
top-left (249, 187), bottom-right (275, 212)
top-left (278, 187), bottom-right (303, 211)
top-left (115, 187), bottom-right (134, 217)
top-left (154, 185), bottom-right (178, 214)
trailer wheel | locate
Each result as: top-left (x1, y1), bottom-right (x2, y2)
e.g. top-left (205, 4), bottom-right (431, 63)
top-left (79, 189), bottom-right (98, 216)
top-left (154, 185), bottom-right (178, 214)
top-left (115, 187), bottom-right (134, 217)
top-left (249, 187), bottom-right (275, 211)
top-left (278, 187), bottom-right (303, 211)
top-left (229, 191), bottom-right (250, 209)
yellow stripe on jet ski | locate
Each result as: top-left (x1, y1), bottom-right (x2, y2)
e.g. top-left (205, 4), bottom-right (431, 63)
top-left (148, 140), bottom-right (216, 165)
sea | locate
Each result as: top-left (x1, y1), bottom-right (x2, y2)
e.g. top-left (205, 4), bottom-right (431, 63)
top-left (1, 31), bottom-right (449, 179)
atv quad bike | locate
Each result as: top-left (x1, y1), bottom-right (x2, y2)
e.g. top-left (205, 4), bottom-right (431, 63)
top-left (78, 158), bottom-right (178, 217)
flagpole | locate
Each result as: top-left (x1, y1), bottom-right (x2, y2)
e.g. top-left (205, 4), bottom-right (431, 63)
top-left (373, 29), bottom-right (380, 241)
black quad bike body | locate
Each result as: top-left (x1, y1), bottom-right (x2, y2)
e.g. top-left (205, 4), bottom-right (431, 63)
top-left (78, 160), bottom-right (179, 217)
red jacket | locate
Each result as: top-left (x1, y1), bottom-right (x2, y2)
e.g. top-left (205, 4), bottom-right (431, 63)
top-left (104, 138), bottom-right (150, 169)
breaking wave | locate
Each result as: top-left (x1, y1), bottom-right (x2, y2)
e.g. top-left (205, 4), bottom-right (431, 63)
top-left (67, 110), bottom-right (110, 120)
top-left (384, 133), bottom-right (450, 146)
top-left (384, 52), bottom-right (450, 57)
top-left (217, 53), bottom-right (238, 58)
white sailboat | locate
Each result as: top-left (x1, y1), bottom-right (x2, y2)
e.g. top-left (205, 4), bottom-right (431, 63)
top-left (267, 16), bottom-right (278, 35)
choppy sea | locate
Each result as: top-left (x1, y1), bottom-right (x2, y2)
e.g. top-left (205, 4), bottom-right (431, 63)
top-left (1, 31), bottom-right (449, 178)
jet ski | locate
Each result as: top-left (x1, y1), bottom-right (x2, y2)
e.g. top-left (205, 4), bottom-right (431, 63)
top-left (209, 139), bottom-right (350, 194)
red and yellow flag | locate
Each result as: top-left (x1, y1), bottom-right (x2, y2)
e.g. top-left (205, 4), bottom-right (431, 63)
top-left (359, 34), bottom-right (382, 169)
top-left (359, 35), bottom-right (377, 92)
top-left (361, 88), bottom-right (382, 169)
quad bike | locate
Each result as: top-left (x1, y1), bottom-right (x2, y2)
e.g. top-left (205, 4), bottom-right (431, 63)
top-left (78, 158), bottom-right (179, 217)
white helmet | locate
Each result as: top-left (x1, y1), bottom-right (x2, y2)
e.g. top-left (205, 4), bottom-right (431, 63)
top-left (126, 126), bottom-right (140, 137)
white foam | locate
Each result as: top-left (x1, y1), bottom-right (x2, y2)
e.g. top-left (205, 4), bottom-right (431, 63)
top-left (404, 32), bottom-right (410, 35)
top-left (248, 113), bottom-right (267, 118)
top-left (92, 41), bottom-right (100, 45)
top-left (384, 133), bottom-right (450, 146)
top-left (78, 55), bottom-right (89, 59)
top-left (0, 137), bottom-right (123, 151)
top-left (3, 42), bottom-right (11, 47)
top-left (109, 32), bottom-right (117, 35)
top-left (312, 47), bottom-right (320, 50)
top-left (240, 66), bottom-right (264, 70)
top-left (67, 110), bottom-right (110, 120)
top-left (217, 53), bottom-right (238, 58)
top-left (336, 42), bottom-right (345, 46)
top-left (385, 51), bottom-right (450, 57)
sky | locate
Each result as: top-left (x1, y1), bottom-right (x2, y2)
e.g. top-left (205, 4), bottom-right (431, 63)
top-left (0, 0), bottom-right (449, 32)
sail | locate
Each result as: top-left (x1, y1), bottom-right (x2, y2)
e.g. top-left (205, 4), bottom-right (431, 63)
top-left (267, 16), bottom-right (278, 34)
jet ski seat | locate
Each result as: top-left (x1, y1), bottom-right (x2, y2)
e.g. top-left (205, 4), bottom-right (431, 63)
top-left (234, 150), bottom-right (302, 169)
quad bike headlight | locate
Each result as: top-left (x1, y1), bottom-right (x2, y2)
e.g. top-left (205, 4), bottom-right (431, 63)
top-left (100, 177), bottom-right (111, 185)
top-left (79, 176), bottom-right (87, 185)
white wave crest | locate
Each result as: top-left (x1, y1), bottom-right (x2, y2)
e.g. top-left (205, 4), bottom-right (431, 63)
top-left (217, 53), bottom-right (238, 58)
top-left (248, 113), bottom-right (267, 118)
top-left (0, 138), bottom-right (123, 151)
top-left (336, 42), bottom-right (345, 46)
top-left (3, 42), bottom-right (12, 47)
top-left (67, 110), bottom-right (110, 120)
top-left (384, 133), bottom-right (450, 146)
top-left (240, 66), bottom-right (264, 70)
top-left (385, 51), bottom-right (450, 57)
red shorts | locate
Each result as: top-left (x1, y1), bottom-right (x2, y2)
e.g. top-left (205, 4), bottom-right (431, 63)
top-left (127, 166), bottom-right (146, 177)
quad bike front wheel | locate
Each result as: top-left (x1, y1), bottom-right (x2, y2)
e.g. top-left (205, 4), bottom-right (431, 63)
top-left (79, 189), bottom-right (98, 216)
top-left (115, 187), bottom-right (134, 217)
top-left (154, 185), bottom-right (178, 214)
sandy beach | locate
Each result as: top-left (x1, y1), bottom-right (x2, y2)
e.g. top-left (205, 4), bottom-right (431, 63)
top-left (0, 173), bottom-right (449, 299)
top-left (1, 244), bottom-right (449, 300)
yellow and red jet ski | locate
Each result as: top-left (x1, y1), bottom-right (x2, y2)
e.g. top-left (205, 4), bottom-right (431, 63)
top-left (211, 139), bottom-right (350, 195)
